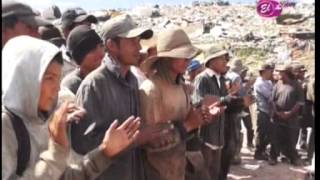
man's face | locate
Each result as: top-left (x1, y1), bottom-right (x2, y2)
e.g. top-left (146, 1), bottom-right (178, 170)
top-left (265, 69), bottom-right (274, 80)
top-left (170, 58), bottom-right (192, 74)
top-left (38, 61), bottom-right (62, 112)
top-left (273, 71), bottom-right (279, 81)
top-left (209, 55), bottom-right (228, 74)
top-left (278, 71), bottom-right (288, 81)
top-left (81, 43), bottom-right (105, 73)
top-left (115, 37), bottom-right (142, 66)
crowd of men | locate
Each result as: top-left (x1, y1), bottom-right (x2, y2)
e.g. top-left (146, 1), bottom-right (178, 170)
top-left (2, 1), bottom-right (315, 180)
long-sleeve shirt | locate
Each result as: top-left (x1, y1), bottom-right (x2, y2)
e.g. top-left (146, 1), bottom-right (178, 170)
top-left (253, 77), bottom-right (273, 114)
top-left (139, 76), bottom-right (190, 180)
top-left (271, 80), bottom-right (304, 127)
top-left (191, 69), bottom-right (244, 148)
top-left (71, 55), bottom-right (145, 180)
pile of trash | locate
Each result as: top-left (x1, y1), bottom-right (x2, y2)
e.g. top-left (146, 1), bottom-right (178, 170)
top-left (92, 2), bottom-right (314, 72)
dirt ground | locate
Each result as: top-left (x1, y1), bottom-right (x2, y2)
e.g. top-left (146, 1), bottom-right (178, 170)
top-left (227, 147), bottom-right (310, 180)
top-left (227, 104), bottom-right (312, 180)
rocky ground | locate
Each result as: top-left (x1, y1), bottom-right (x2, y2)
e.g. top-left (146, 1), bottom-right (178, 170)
top-left (228, 147), bottom-right (310, 180)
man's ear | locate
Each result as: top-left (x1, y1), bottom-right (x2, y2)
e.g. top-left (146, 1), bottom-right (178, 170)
top-left (106, 39), bottom-right (118, 53)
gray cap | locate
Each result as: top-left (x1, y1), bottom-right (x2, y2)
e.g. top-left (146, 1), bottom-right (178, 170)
top-left (42, 5), bottom-right (61, 21)
top-left (61, 7), bottom-right (98, 29)
top-left (100, 14), bottom-right (153, 41)
top-left (2, 1), bottom-right (51, 28)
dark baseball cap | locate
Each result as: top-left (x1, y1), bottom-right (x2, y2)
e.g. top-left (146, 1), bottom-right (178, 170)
top-left (2, 1), bottom-right (51, 28)
top-left (61, 7), bottom-right (97, 29)
top-left (67, 25), bottom-right (102, 65)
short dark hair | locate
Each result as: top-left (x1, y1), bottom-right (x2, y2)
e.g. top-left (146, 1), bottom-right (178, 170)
top-left (110, 36), bottom-right (121, 46)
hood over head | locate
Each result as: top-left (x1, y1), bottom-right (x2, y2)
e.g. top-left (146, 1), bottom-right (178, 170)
top-left (2, 36), bottom-right (61, 124)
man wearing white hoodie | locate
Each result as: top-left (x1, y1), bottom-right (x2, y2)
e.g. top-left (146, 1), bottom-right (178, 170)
top-left (2, 36), bottom-right (141, 180)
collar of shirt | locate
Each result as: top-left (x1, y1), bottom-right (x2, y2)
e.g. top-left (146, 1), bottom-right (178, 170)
top-left (103, 54), bottom-right (124, 78)
top-left (103, 54), bottom-right (137, 88)
top-left (206, 68), bottom-right (222, 87)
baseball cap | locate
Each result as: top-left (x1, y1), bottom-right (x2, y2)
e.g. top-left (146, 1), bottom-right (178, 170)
top-left (2, 1), bottom-right (51, 28)
top-left (61, 7), bottom-right (97, 29)
top-left (42, 5), bottom-right (61, 21)
top-left (100, 14), bottom-right (153, 41)
top-left (67, 25), bottom-right (102, 65)
top-left (187, 60), bottom-right (202, 72)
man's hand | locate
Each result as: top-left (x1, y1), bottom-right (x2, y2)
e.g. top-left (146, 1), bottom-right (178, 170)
top-left (100, 116), bottom-right (140, 158)
top-left (202, 95), bottom-right (220, 106)
top-left (208, 104), bottom-right (226, 120)
top-left (275, 111), bottom-right (288, 120)
top-left (135, 123), bottom-right (172, 146)
top-left (282, 111), bottom-right (292, 120)
top-left (49, 102), bottom-right (86, 149)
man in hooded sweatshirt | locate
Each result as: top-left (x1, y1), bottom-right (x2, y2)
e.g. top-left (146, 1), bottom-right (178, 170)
top-left (2, 36), bottom-right (141, 180)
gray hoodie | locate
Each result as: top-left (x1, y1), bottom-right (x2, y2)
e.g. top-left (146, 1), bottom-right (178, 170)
top-left (2, 36), bottom-right (111, 180)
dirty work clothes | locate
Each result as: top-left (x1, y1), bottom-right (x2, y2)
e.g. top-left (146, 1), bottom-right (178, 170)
top-left (71, 55), bottom-right (145, 180)
top-left (270, 80), bottom-right (304, 162)
top-left (61, 68), bottom-right (84, 95)
top-left (272, 80), bottom-right (304, 128)
top-left (270, 123), bottom-right (300, 162)
top-left (192, 68), bottom-right (244, 180)
top-left (139, 76), bottom-right (190, 180)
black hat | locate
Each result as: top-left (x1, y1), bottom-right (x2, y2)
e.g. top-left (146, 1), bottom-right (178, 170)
top-left (61, 7), bottom-right (97, 29)
top-left (2, 1), bottom-right (51, 28)
top-left (39, 25), bottom-right (62, 40)
top-left (67, 25), bottom-right (102, 65)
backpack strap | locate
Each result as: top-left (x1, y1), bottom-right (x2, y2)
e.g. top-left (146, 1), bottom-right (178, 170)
top-left (3, 108), bottom-right (31, 177)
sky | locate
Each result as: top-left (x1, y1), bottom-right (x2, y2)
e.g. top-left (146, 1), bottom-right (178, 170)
top-left (4, 0), bottom-right (313, 12)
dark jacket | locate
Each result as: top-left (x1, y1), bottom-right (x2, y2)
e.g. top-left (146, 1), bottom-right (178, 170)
top-left (71, 55), bottom-right (145, 180)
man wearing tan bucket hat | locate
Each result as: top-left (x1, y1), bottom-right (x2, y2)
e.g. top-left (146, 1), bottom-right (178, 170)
top-left (140, 28), bottom-right (225, 180)
top-left (192, 46), bottom-right (253, 180)
top-left (71, 14), bottom-right (162, 180)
